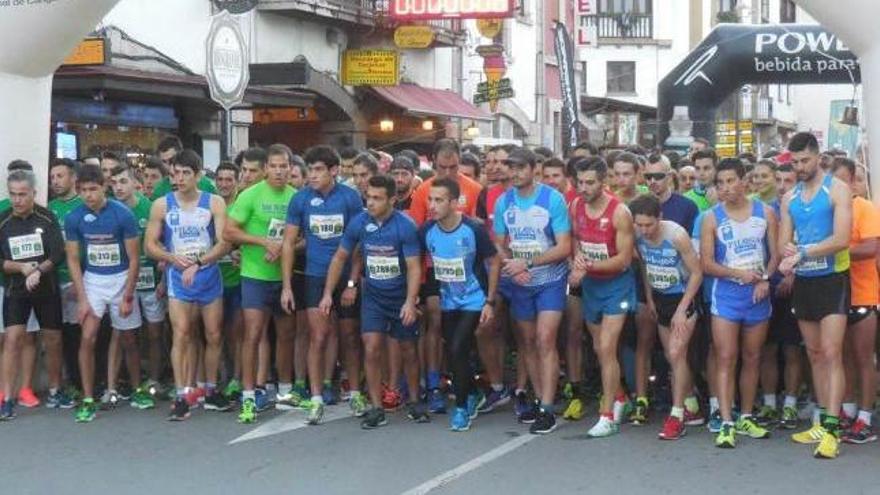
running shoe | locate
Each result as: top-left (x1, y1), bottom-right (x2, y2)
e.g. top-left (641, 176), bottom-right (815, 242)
top-left (168, 398), bottom-right (190, 421)
top-left (238, 398), bottom-right (256, 424)
top-left (17, 387), bottom-right (39, 408)
top-left (683, 408), bottom-right (705, 426)
top-left (792, 424), bottom-right (826, 444)
top-left (130, 388), bottom-right (156, 410)
top-left (46, 390), bottom-right (74, 409)
top-left (406, 402), bottom-right (430, 423)
top-left (428, 388), bottom-right (446, 414)
top-left (629, 397), bottom-right (649, 426)
top-left (518, 399), bottom-right (538, 424)
top-left (322, 386), bottom-right (338, 406)
top-left (203, 392), bottom-right (231, 412)
top-left (74, 399), bottom-right (97, 423)
top-left (466, 393), bottom-right (481, 420)
top-left (450, 407), bottom-right (471, 432)
top-left (275, 391), bottom-right (299, 411)
top-left (478, 387), bottom-right (511, 413)
top-left (117, 383), bottom-right (133, 401)
top-left (254, 388), bottom-right (271, 412)
top-left (843, 419), bottom-right (877, 444)
top-left (382, 387), bottom-right (403, 412)
top-left (306, 400), bottom-right (324, 425)
top-left (587, 416), bottom-right (619, 438)
top-left (658, 415), bottom-right (686, 440)
top-left (185, 388), bottom-right (200, 409)
top-left (350, 393), bottom-right (369, 418)
top-left (101, 389), bottom-right (119, 409)
top-left (756, 405), bottom-right (779, 426)
top-left (708, 410), bottom-right (723, 433)
top-left (813, 431), bottom-right (839, 459)
top-left (340, 378), bottom-right (352, 402)
top-left (514, 391), bottom-right (531, 420)
top-left (563, 398), bottom-right (585, 421)
top-left (779, 406), bottom-right (799, 430)
top-left (613, 397), bottom-right (632, 425)
top-left (0, 399), bottom-right (15, 420)
top-left (291, 385), bottom-right (308, 407)
top-left (715, 423), bottom-right (736, 448)
top-left (530, 408), bottom-right (557, 435)
top-left (223, 379), bottom-right (242, 401)
top-left (735, 416), bottom-right (770, 439)
top-left (361, 408), bottom-right (387, 430)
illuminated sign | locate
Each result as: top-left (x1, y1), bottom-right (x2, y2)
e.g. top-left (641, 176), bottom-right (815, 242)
top-left (390, 0), bottom-right (514, 20)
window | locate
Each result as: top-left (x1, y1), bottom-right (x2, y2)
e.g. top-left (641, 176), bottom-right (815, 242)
top-left (607, 61), bottom-right (635, 94)
top-left (597, 0), bottom-right (652, 14)
top-left (515, 0), bottom-right (527, 18)
top-left (578, 61), bottom-right (587, 95)
top-left (718, 0), bottom-right (737, 12)
top-left (786, 85), bottom-right (791, 104)
top-left (760, 0), bottom-right (769, 22)
top-left (780, 0), bottom-right (796, 23)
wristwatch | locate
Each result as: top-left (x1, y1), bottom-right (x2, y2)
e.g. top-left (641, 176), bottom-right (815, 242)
top-left (347, 280), bottom-right (358, 289)
top-left (526, 259), bottom-right (534, 270)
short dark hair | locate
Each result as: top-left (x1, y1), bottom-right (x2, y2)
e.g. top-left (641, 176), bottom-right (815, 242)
top-left (304, 145), bottom-right (341, 169)
top-left (629, 194), bottom-right (662, 219)
top-left (460, 152), bottom-right (481, 178)
top-left (787, 132), bottom-right (820, 154)
top-left (110, 164), bottom-right (133, 179)
top-left (574, 156), bottom-right (608, 180)
top-left (663, 150), bottom-right (682, 168)
top-left (389, 156), bottom-right (415, 173)
top-left (144, 156), bottom-right (167, 176)
top-left (691, 149), bottom-right (718, 165)
top-left (173, 149), bottom-right (203, 174)
top-left (738, 152), bottom-right (757, 164)
top-left (506, 147), bottom-right (536, 168)
top-left (338, 146), bottom-right (359, 161)
top-left (433, 138), bottom-right (460, 160)
top-left (241, 147), bottom-right (268, 168)
top-left (77, 164), bottom-right (104, 186)
top-left (432, 177), bottom-right (460, 200)
top-left (461, 144), bottom-right (482, 157)
top-left (715, 157), bottom-right (746, 180)
top-left (755, 159), bottom-right (777, 172)
top-left (216, 161), bottom-right (240, 179)
top-left (831, 157), bottom-right (856, 178)
top-left (8, 160), bottom-right (33, 172)
top-left (693, 137), bottom-right (710, 147)
top-left (777, 163), bottom-right (794, 173)
top-left (367, 174), bottom-right (395, 199)
top-left (100, 151), bottom-right (123, 165)
top-left (353, 152), bottom-right (379, 174)
top-left (267, 144), bottom-right (293, 163)
top-left (542, 157), bottom-right (566, 174)
top-left (50, 158), bottom-right (78, 174)
top-left (574, 141), bottom-right (599, 156)
top-left (533, 147), bottom-right (554, 160)
top-left (157, 136), bottom-right (183, 154)
top-left (612, 152), bottom-right (641, 171)
top-left (399, 149), bottom-right (420, 169)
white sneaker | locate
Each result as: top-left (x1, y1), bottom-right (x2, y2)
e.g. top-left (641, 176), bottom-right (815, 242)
top-left (612, 399), bottom-right (627, 424)
top-left (587, 416), bottom-right (619, 438)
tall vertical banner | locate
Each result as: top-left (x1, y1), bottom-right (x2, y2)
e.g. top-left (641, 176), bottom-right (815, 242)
top-left (554, 22), bottom-right (580, 157)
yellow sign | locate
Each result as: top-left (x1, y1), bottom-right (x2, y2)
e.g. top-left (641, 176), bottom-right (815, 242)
top-left (63, 38), bottom-right (105, 66)
top-left (476, 18), bottom-right (503, 39)
top-left (342, 50), bottom-right (400, 86)
top-left (715, 120), bottom-right (754, 157)
top-left (394, 26), bottom-right (435, 49)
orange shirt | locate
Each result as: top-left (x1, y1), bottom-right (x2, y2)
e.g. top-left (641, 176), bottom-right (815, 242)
top-left (850, 196), bottom-right (880, 306)
top-left (408, 173), bottom-right (483, 226)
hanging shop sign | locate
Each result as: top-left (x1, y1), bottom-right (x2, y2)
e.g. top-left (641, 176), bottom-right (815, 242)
top-left (473, 77), bottom-right (514, 105)
top-left (394, 25), bottom-right (435, 49)
top-left (390, 0), bottom-right (514, 21)
top-left (476, 18), bottom-right (503, 39)
top-left (206, 11), bottom-right (250, 110)
top-left (62, 38), bottom-right (106, 66)
top-left (211, 0), bottom-right (257, 14)
top-left (342, 49), bottom-right (400, 86)
top-left (475, 44), bottom-right (507, 113)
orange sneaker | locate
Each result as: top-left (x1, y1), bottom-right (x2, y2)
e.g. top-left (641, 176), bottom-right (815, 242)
top-left (17, 387), bottom-right (40, 408)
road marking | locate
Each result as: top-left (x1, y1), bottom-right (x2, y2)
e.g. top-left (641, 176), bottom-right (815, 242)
top-left (400, 433), bottom-right (538, 495)
top-left (229, 405), bottom-right (351, 445)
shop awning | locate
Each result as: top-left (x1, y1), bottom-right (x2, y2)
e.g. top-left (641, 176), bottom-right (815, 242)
top-left (370, 84), bottom-right (492, 121)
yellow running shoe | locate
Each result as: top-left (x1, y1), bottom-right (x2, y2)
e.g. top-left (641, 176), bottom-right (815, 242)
top-left (792, 424), bottom-right (826, 444)
top-left (563, 398), bottom-right (584, 421)
top-left (813, 432), bottom-right (839, 459)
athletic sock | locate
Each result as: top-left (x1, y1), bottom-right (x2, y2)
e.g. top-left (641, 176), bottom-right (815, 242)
top-left (311, 395), bottom-right (324, 405)
top-left (821, 413), bottom-right (840, 437)
top-left (176, 387), bottom-right (186, 399)
top-left (515, 388), bottom-right (526, 397)
top-left (614, 392), bottom-right (628, 403)
top-left (858, 409), bottom-right (872, 426)
top-left (709, 397), bottom-right (720, 414)
top-left (670, 406), bottom-right (684, 420)
top-left (684, 396), bottom-right (699, 414)
top-left (242, 390), bottom-right (255, 401)
top-left (294, 379), bottom-right (306, 389)
top-left (813, 406), bottom-right (825, 426)
top-left (763, 394), bottom-right (777, 409)
top-left (783, 395), bottom-right (797, 409)
top-left (491, 383), bottom-right (504, 393)
top-left (49, 388), bottom-right (58, 396)
top-left (842, 402), bottom-right (857, 419)
top-left (278, 383), bottom-right (292, 397)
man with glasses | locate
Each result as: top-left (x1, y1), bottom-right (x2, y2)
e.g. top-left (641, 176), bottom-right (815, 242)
top-left (644, 155), bottom-right (698, 235)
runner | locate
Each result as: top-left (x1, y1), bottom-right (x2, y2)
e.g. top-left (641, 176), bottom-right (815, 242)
top-left (494, 147), bottom-right (571, 434)
top-left (145, 150), bottom-right (230, 420)
top-left (684, 149), bottom-right (718, 212)
top-left (678, 164), bottom-right (696, 194)
top-left (629, 194), bottom-right (703, 439)
top-left (65, 165), bottom-right (143, 423)
top-left (778, 132), bottom-right (853, 459)
top-left (0, 170), bottom-right (68, 419)
top-left (141, 157), bottom-right (166, 201)
top-left (568, 157), bottom-right (636, 437)
top-left (320, 175), bottom-right (424, 429)
top-left (281, 145), bottom-right (366, 421)
top-left (224, 144), bottom-right (297, 424)
top-left (701, 158), bottom-right (778, 448)
top-left (830, 157), bottom-right (879, 444)
top-left (150, 136), bottom-right (217, 200)
top-left (351, 152), bottom-right (378, 200)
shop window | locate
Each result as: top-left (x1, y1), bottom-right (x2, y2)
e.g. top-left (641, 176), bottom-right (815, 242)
top-left (607, 61), bottom-right (635, 95)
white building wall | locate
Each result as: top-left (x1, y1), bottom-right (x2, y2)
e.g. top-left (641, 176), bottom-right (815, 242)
top-left (253, 12), bottom-right (346, 75)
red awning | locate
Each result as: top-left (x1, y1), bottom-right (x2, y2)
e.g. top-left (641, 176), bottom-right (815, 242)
top-left (371, 84), bottom-right (492, 121)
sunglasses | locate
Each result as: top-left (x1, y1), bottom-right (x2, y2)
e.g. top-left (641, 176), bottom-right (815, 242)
top-left (644, 173), bottom-right (668, 182)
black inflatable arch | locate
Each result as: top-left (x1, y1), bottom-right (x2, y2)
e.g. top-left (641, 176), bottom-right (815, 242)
top-left (659, 24), bottom-right (861, 148)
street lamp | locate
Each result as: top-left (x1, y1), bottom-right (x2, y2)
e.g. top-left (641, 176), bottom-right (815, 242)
top-left (380, 118), bottom-right (394, 133)
top-left (422, 119), bottom-right (434, 131)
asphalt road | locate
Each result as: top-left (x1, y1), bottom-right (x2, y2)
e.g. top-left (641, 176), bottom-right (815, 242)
top-left (3, 400), bottom-right (879, 495)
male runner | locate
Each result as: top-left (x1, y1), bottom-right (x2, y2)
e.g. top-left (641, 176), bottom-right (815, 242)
top-left (150, 136), bottom-right (217, 200)
top-left (678, 164), bottom-right (696, 194)
top-left (685, 149), bottom-right (718, 211)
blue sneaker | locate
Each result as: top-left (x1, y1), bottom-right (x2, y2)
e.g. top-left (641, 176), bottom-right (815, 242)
top-left (0, 399), bottom-right (15, 420)
top-left (450, 407), bottom-right (471, 432)
top-left (466, 393), bottom-right (481, 420)
top-left (254, 388), bottom-right (271, 412)
top-left (46, 390), bottom-right (75, 409)
top-left (322, 386), bottom-right (338, 406)
top-left (708, 410), bottom-right (723, 433)
top-left (514, 391), bottom-right (530, 419)
top-left (428, 388), bottom-right (446, 414)
top-left (478, 387), bottom-right (511, 413)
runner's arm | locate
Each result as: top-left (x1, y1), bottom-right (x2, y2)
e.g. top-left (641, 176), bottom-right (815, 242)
top-left (673, 231), bottom-right (703, 311)
top-left (200, 195), bottom-right (231, 265)
top-left (700, 211), bottom-right (736, 279)
top-left (777, 191), bottom-right (795, 254)
top-left (144, 198), bottom-right (172, 264)
top-left (39, 219), bottom-right (66, 274)
top-left (223, 217), bottom-right (270, 250)
top-left (764, 205), bottom-right (781, 276)
top-left (531, 232), bottom-right (571, 268)
top-left (122, 237), bottom-right (140, 299)
top-left (322, 246), bottom-right (351, 299)
top-left (65, 239), bottom-right (86, 301)
top-left (404, 255), bottom-right (421, 305)
top-left (851, 238), bottom-right (878, 261)
top-left (281, 223), bottom-right (301, 292)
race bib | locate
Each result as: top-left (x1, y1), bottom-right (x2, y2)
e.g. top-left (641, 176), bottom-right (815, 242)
top-left (267, 217), bottom-right (285, 242)
top-left (174, 239), bottom-right (208, 260)
top-left (797, 244), bottom-right (828, 273)
top-left (433, 256), bottom-right (466, 283)
top-left (309, 214), bottom-right (344, 240)
top-left (366, 255), bottom-right (401, 280)
top-left (136, 266), bottom-right (156, 290)
top-left (8, 233), bottom-right (44, 261)
top-left (510, 241), bottom-right (543, 261)
top-left (730, 255), bottom-right (765, 275)
top-left (579, 241), bottom-right (610, 262)
top-left (87, 243), bottom-right (121, 267)
top-left (646, 264), bottom-right (680, 291)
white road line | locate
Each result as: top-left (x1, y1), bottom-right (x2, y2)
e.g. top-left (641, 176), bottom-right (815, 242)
top-left (400, 433), bottom-right (538, 495)
top-left (228, 405), bottom-right (351, 445)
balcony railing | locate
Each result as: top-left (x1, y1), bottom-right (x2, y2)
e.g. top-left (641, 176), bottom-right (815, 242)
top-left (582, 13), bottom-right (653, 39)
